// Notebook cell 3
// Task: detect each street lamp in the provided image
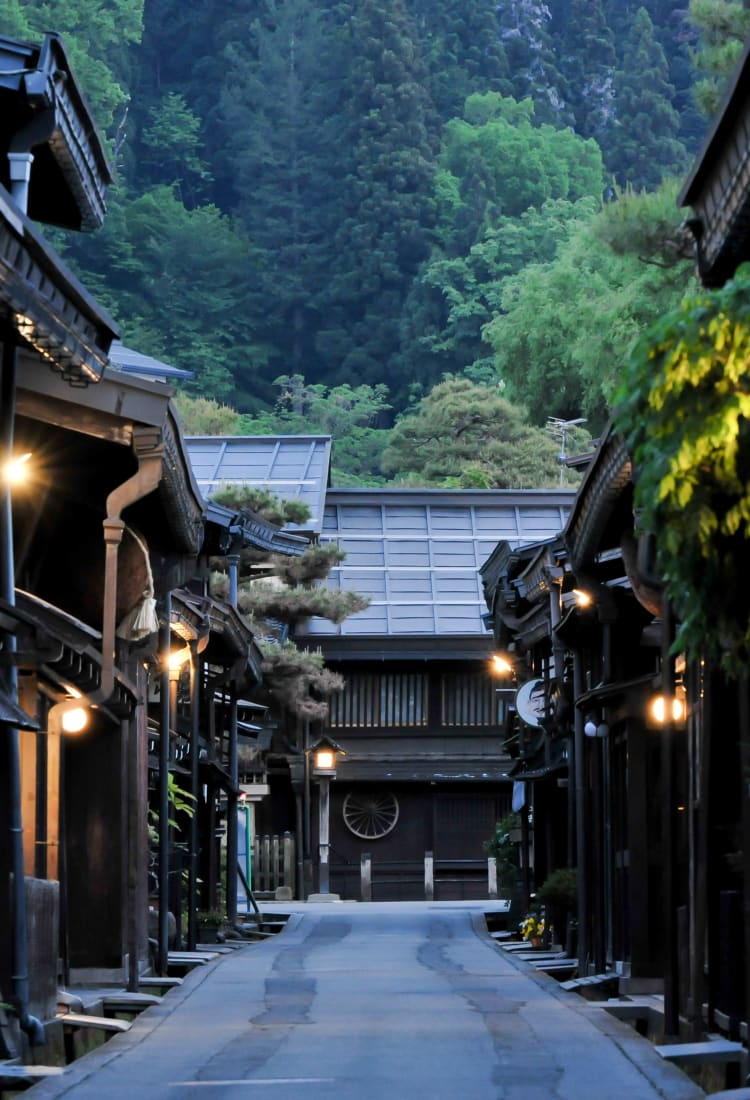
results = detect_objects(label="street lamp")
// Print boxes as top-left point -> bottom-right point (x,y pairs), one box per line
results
309,736 -> 345,896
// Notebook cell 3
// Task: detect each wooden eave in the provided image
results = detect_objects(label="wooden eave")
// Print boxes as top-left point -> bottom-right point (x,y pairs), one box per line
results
563,428 -> 632,571
678,36 -> 750,287
202,499 -> 308,558
203,598 -> 262,683
0,590 -> 136,713
313,634 -> 495,663
15,356 -> 205,556
0,33 -> 111,230
0,190 -> 118,384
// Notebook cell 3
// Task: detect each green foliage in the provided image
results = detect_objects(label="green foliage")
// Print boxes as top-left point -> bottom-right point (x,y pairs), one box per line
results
211,485 -> 311,528
237,582 -> 369,626
484,812 -> 521,891
238,375 -> 392,485
614,264 -> 750,674
687,0 -> 750,116
608,7 -> 688,191
486,192 -> 693,427
536,867 -> 577,909
141,93 -> 212,201
381,378 -> 564,488
173,394 -> 241,436
0,0 -> 145,134
257,641 -> 344,721
270,544 -> 347,588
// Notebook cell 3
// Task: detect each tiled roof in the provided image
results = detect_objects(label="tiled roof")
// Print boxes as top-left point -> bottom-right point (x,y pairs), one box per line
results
184,436 -> 332,534
301,488 -> 574,638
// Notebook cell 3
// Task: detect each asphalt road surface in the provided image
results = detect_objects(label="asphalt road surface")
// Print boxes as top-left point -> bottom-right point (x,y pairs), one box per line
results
27,901 -> 702,1100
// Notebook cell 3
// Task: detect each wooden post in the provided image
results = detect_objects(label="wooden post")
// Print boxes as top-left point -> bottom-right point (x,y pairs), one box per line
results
361,853 -> 372,902
283,832 -> 295,892
425,851 -> 434,901
319,777 -> 330,894
488,857 -> 498,899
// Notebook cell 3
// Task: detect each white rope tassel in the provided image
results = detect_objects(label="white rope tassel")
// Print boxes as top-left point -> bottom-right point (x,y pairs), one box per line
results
116,527 -> 159,641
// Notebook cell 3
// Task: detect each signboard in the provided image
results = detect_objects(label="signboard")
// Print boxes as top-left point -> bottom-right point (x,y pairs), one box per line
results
515,678 -> 547,729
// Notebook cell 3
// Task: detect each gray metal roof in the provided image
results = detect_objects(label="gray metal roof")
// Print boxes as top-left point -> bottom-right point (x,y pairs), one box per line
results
109,342 -> 194,381
184,436 -> 332,535
300,488 -> 574,639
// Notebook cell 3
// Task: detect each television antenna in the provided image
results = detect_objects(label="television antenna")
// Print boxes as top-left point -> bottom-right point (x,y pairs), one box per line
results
546,417 -> 587,486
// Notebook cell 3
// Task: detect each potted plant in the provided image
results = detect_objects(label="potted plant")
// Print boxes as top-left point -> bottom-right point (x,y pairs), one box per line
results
519,911 -> 545,947
536,867 -> 577,950
197,909 -> 226,944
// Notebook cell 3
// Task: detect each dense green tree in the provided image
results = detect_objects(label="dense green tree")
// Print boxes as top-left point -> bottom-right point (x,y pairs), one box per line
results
314,0 -> 437,399
0,0 -> 145,135
405,0 -> 512,122
381,377 -> 564,488
434,94 -> 603,257
559,0 -> 616,147
238,374 -> 393,485
213,0 -> 339,390
687,0 -> 750,115
485,181 -> 695,428
396,94 -> 604,385
139,93 -> 213,203
608,7 -> 688,190
495,0 -> 569,125
403,196 -> 599,385
65,184 -> 257,401
614,264 -> 750,673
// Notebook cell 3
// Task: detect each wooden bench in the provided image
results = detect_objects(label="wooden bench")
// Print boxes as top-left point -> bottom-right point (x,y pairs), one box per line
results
655,1037 -> 747,1087
559,972 -> 618,993
138,976 -> 183,993
101,992 -> 161,1016
58,1013 -> 131,1034
0,1064 -> 65,1082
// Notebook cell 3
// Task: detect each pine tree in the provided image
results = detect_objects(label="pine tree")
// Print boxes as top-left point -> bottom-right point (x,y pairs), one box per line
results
405,0 -> 512,122
608,7 -> 688,190
495,0 -> 569,125
209,491 -> 369,721
560,0 -> 616,147
313,0 -> 438,400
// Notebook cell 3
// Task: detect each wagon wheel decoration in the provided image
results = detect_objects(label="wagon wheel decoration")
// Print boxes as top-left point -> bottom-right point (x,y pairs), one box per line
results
343,790 -> 399,839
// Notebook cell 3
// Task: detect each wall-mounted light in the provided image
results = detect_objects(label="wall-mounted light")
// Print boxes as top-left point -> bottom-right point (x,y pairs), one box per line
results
48,696 -> 91,737
3,451 -> 32,486
572,588 -> 593,609
166,646 -> 191,677
648,691 -> 686,727
490,653 -> 514,678
584,712 -> 609,738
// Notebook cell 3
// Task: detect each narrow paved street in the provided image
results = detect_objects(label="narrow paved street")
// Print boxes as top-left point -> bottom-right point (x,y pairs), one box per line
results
28,903 -> 701,1100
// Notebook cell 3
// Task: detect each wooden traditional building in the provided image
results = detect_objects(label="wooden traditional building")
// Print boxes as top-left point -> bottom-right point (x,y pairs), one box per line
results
186,431 -> 575,903
478,37 -> 750,1064
0,34 -> 297,1063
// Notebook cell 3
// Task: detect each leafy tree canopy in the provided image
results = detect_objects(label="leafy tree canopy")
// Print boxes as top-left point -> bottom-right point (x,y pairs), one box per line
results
381,377 -> 566,488
687,0 -> 750,116
614,264 -> 750,675
485,181 -> 694,428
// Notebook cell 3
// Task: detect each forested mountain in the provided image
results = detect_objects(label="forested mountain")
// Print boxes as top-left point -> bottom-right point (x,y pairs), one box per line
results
2,1 -> 748,484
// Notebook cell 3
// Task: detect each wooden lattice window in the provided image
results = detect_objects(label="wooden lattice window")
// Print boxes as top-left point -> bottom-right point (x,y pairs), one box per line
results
328,673 -> 428,728
441,672 -> 501,727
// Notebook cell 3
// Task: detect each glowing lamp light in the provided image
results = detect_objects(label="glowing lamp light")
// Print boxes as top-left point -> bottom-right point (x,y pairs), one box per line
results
314,749 -> 336,772
60,706 -> 89,735
3,451 -> 32,485
490,654 -> 514,677
167,646 -> 190,673
572,588 -> 593,608
648,693 -> 686,726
